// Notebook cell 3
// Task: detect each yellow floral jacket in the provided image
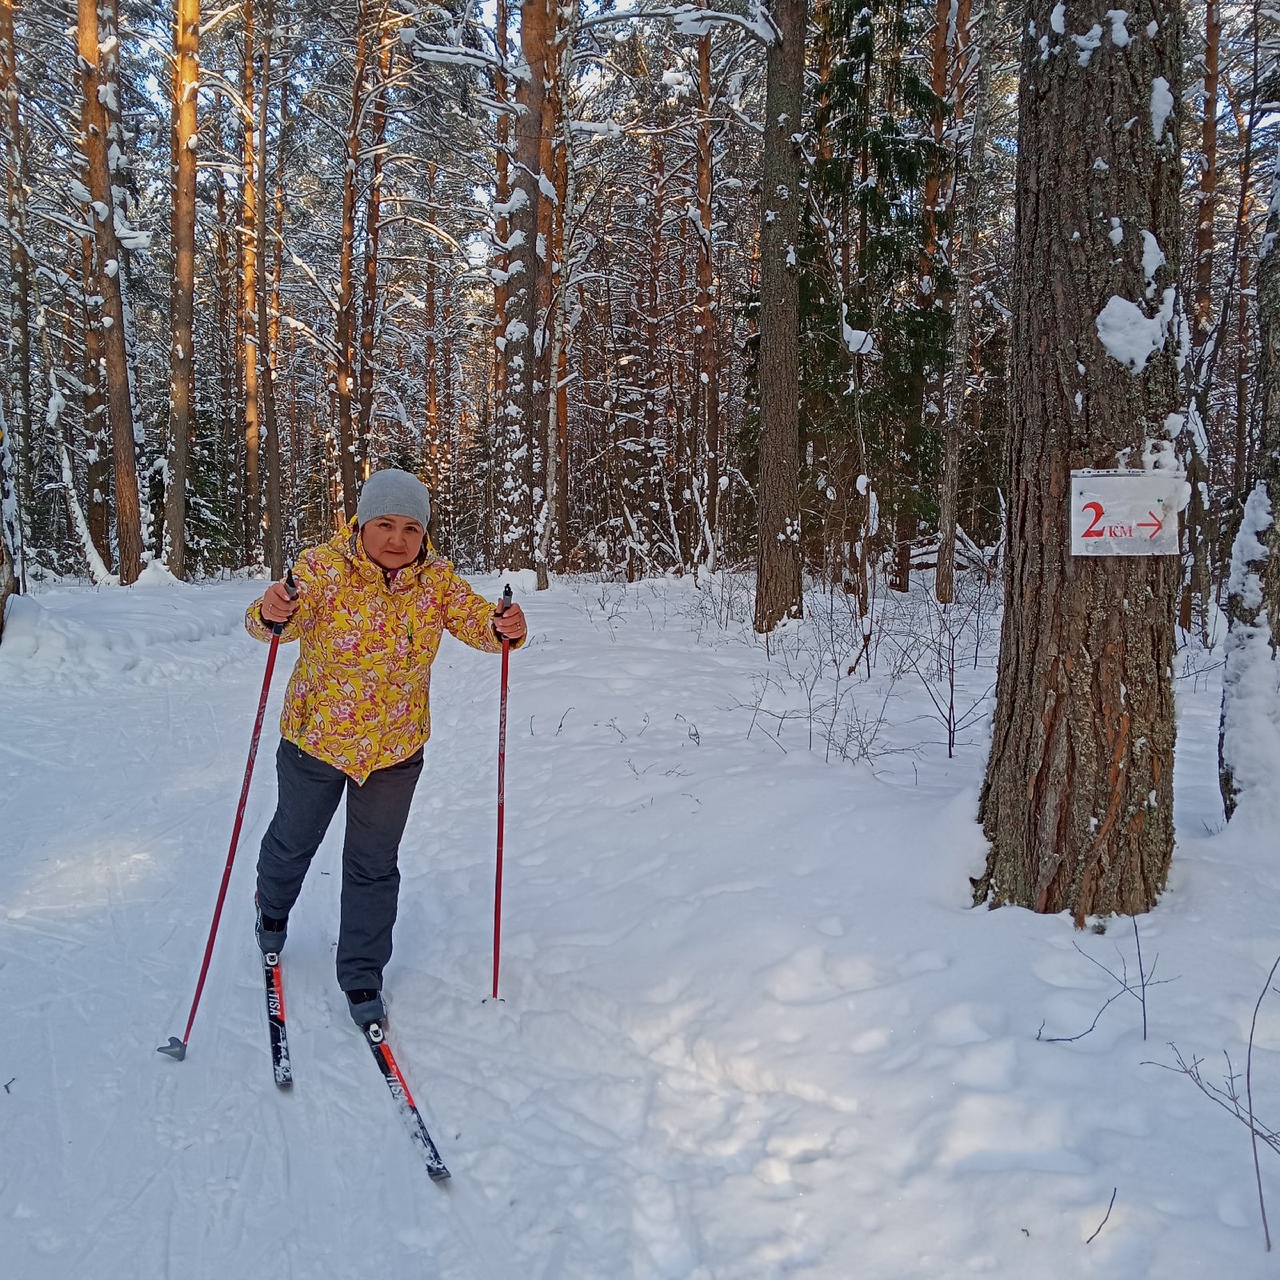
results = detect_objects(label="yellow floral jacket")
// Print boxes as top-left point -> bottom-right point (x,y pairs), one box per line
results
246,526 -> 513,783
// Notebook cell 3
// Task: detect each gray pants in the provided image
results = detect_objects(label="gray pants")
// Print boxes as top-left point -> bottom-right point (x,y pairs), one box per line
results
256,738 -> 424,992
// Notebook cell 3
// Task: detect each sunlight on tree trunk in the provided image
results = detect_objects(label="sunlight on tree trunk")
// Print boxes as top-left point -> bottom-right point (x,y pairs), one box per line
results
754,0 -> 805,633
977,0 -> 1184,922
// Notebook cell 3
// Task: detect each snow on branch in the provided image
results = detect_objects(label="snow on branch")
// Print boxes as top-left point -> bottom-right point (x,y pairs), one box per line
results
580,3 -> 780,46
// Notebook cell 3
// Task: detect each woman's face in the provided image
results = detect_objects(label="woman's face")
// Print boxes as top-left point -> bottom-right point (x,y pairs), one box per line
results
360,515 -> 425,571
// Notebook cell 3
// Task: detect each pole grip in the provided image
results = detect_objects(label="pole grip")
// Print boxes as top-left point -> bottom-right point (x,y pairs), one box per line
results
271,569 -> 298,637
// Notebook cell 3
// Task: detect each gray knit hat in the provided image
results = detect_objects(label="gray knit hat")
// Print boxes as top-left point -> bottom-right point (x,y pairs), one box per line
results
356,468 -> 431,529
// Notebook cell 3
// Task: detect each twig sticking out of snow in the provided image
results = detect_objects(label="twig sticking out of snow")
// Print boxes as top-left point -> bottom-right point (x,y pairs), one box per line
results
1086,1188 -> 1118,1244
1151,953 -> 1280,1252
1037,919 -> 1172,1043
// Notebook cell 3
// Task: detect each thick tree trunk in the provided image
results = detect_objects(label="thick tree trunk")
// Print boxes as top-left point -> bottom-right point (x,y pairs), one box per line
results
256,0 -> 282,576
1,0 -> 30,574
165,0 -> 199,577
212,89 -> 235,546
1193,1 -> 1219,349
493,0 -> 511,472
356,18 -> 392,477
502,0 -> 552,570
78,0 -> 143,584
241,0 -> 261,560
425,166 -> 440,492
548,18 -> 575,578
530,0 -> 563,589
79,231 -> 112,568
937,0 -> 998,605
1220,156 -> 1280,817
695,31 -> 720,569
0,506 -> 12,638
753,0 -> 805,632
334,0 -> 369,520
976,0 -> 1184,922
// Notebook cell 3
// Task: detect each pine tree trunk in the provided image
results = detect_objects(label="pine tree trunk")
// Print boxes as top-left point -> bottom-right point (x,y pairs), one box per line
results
256,0 -> 282,576
1178,0 -> 1218,638
503,0 -> 552,570
1220,156 -> 1280,817
0,504 -> 12,638
976,0 -> 1184,922
356,20 -> 392,479
80,230 -> 112,569
1,0 -> 30,569
753,0 -> 805,632
1,0 -> 29,590
425,164 -> 440,493
1193,1 -> 1219,349
696,31 -> 719,570
78,0 -> 143,584
549,20 -> 575,577
165,0 -> 199,577
334,0 -> 369,520
213,89 -> 235,549
937,0 -> 998,605
492,0 -> 510,475
531,0 -> 562,590
241,0 -> 261,560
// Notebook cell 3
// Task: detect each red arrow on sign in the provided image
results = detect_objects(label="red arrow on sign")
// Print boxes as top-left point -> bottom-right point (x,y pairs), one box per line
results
1138,510 -> 1163,539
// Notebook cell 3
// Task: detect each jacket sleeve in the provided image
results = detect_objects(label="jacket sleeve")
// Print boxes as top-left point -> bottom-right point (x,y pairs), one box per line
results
244,549 -> 318,644
439,563 -> 524,654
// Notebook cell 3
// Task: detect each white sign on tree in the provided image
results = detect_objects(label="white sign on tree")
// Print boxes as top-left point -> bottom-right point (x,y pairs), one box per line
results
1069,470 -> 1186,557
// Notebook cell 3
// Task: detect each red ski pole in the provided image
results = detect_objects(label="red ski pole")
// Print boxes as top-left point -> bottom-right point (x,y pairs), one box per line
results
491,583 -> 513,1001
159,573 -> 294,1062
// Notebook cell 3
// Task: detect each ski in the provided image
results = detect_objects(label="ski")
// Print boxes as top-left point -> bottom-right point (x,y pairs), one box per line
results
361,1020 -> 450,1181
263,951 -> 292,1087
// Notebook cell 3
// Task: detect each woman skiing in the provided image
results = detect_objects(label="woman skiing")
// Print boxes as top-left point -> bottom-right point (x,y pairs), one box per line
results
245,468 -> 527,1027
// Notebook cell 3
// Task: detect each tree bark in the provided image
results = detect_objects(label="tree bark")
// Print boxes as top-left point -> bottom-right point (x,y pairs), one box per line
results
695,31 -> 720,570
502,0 -> 553,570
334,0 -> 370,520
241,0 -> 261,560
357,14 -> 392,478
753,0 -> 805,631
492,0 -> 511,477
1219,154 -> 1280,817
1,0 -> 30,576
79,230 -> 111,569
937,0 -> 998,605
257,0 -> 282,575
165,0 -> 199,577
976,0 -> 1184,922
78,0 -> 143,584
1193,0 -> 1219,350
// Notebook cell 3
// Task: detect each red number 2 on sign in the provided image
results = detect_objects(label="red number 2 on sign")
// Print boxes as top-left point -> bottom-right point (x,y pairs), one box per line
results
1081,502 -> 1105,538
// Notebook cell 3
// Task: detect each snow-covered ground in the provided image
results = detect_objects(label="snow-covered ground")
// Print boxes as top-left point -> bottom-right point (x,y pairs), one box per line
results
2,567 -> 1279,1278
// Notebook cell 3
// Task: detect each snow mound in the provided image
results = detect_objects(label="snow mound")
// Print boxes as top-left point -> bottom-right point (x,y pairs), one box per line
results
0,579 -> 261,682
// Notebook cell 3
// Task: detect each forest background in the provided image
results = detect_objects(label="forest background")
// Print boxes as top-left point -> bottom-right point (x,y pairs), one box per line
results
3,0 -> 1280,881
5,0 -> 1270,616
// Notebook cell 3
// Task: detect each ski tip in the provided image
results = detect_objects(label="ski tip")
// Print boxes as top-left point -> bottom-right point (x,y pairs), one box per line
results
157,1037 -> 187,1061
429,1166 -> 452,1183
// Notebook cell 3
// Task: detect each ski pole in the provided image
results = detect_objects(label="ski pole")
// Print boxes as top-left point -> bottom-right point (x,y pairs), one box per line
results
491,583 -> 512,1001
159,571 -> 295,1062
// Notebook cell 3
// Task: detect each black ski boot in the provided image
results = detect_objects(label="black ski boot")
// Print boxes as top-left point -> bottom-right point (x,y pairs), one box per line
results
346,988 -> 385,1027
255,895 -> 288,956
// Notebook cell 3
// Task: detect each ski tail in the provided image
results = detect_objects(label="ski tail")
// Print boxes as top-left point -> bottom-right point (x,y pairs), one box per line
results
264,952 -> 292,1087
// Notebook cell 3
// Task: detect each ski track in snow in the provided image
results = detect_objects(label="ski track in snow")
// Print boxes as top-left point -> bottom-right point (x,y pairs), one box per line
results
2,575 -> 1279,1277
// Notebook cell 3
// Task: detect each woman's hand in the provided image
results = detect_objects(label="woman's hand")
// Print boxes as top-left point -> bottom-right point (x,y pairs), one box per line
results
494,601 -> 527,644
261,580 -> 300,625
